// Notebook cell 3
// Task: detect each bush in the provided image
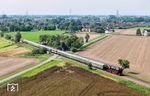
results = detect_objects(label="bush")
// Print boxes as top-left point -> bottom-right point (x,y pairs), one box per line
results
5,34 -> 11,40
71,47 -> 78,52
39,48 -> 47,54
32,49 -> 40,55
32,48 -> 47,55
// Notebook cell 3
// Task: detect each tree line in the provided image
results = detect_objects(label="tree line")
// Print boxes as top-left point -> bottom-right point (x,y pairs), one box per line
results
1,15 -> 150,33
0,32 -> 21,43
39,34 -> 84,52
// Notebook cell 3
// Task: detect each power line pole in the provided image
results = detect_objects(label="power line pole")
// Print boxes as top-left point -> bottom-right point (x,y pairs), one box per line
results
25,10 -> 29,16
116,9 -> 119,17
69,9 -> 72,16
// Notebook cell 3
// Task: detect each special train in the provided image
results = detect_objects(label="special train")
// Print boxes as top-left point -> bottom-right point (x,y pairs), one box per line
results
22,39 -> 123,75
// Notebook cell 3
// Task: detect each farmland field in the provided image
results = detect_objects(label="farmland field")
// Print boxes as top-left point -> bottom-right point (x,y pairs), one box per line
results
0,38 -> 38,78
77,35 -> 150,81
0,66 -> 144,96
0,57 -> 38,78
0,38 -> 31,57
115,29 -> 137,35
0,38 -> 17,52
75,32 -> 101,42
115,27 -> 150,35
8,30 -> 65,42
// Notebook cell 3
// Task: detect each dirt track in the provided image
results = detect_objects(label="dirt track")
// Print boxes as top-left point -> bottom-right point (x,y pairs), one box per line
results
0,66 -> 145,96
77,35 -> 150,81
0,57 -> 38,78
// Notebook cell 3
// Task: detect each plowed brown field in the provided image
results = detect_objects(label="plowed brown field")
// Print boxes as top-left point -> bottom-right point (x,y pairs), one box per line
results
0,66 -> 145,96
77,35 -> 150,81
0,57 -> 38,78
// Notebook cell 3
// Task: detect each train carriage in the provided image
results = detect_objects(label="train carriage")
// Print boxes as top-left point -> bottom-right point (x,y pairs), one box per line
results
22,39 -> 123,76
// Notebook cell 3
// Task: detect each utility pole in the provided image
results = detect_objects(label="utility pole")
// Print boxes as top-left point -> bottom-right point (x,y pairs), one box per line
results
116,9 -> 119,17
69,9 -> 72,16
25,10 -> 29,16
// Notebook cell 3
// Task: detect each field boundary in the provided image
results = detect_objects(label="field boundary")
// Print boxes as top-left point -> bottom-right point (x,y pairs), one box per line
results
81,35 -> 108,49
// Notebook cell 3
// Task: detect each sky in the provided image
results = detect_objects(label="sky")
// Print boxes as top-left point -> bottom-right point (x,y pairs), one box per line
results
0,0 -> 150,16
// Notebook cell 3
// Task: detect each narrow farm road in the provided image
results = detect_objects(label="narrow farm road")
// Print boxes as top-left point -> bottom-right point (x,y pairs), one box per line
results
0,55 -> 58,85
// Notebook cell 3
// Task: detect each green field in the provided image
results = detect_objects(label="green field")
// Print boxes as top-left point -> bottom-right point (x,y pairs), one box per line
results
8,30 -> 65,42
0,38 -> 17,52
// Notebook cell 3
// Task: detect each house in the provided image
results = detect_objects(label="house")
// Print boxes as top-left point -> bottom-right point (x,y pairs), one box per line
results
82,28 -> 91,32
142,30 -> 150,36
105,29 -> 114,34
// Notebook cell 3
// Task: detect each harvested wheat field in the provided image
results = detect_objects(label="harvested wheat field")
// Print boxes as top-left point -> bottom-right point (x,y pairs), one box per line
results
77,35 -> 150,81
0,66 -> 145,96
115,29 -> 136,35
0,57 -> 38,78
76,32 -> 101,42
0,47 -> 31,57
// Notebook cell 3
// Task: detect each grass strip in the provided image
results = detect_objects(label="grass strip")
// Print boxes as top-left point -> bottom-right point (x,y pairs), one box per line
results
81,35 -> 108,49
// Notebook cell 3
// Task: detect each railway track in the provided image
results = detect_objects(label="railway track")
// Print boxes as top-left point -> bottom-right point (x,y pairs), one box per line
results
21,39 -> 150,88
21,39 -> 106,70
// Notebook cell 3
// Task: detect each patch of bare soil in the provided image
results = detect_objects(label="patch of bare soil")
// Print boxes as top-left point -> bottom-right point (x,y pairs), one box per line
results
0,57 -> 38,78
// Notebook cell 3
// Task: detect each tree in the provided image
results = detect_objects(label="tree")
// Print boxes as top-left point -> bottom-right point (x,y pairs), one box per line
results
60,42 -> 68,51
118,59 -> 130,70
94,27 -> 105,33
32,49 -> 40,55
0,32 -> 4,37
39,48 -> 47,54
32,48 -> 47,55
68,22 -> 74,32
1,14 -> 7,19
39,35 -> 48,42
88,63 -> 93,70
136,29 -> 142,36
15,32 -> 22,43
71,47 -> 78,52
85,33 -> 90,42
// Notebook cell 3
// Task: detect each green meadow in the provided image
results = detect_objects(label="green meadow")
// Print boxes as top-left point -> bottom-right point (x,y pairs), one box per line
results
8,30 -> 65,42
0,38 -> 17,52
